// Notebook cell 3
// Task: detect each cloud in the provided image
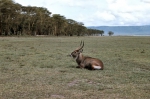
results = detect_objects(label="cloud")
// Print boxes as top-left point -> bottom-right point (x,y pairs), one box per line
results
141,0 -> 150,3
15,0 -> 150,26
95,11 -> 116,21
95,0 -> 150,26
106,0 -> 116,3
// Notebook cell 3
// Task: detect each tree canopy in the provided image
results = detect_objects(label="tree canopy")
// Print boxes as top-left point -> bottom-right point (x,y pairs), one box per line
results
0,0 -> 104,36
108,31 -> 114,36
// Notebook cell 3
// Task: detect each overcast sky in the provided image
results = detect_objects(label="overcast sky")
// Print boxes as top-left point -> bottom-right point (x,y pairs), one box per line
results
14,0 -> 150,26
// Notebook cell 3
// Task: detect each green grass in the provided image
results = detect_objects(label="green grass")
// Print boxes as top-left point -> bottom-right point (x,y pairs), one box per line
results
0,36 -> 150,99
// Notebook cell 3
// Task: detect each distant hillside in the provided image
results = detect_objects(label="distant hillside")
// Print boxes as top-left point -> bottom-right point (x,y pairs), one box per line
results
87,25 -> 150,36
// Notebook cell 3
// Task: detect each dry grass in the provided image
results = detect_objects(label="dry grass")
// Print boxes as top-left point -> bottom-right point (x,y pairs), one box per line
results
0,36 -> 150,99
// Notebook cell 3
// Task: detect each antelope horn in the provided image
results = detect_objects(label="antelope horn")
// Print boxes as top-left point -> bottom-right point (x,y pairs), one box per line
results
80,40 -> 83,46
76,40 -> 84,50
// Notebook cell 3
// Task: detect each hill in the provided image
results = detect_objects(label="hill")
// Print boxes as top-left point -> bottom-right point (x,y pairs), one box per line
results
87,25 -> 150,36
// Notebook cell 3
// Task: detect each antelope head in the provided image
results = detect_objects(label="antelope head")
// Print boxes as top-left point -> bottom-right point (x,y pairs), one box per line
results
70,41 -> 104,70
71,41 -> 84,60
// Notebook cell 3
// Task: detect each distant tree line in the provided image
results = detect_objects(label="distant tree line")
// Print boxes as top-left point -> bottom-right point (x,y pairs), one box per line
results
0,0 -> 104,36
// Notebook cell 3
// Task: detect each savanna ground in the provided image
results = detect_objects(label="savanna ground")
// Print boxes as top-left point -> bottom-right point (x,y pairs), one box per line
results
0,36 -> 150,99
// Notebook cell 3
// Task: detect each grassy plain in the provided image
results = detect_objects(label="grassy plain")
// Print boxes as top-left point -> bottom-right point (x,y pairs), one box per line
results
0,36 -> 150,99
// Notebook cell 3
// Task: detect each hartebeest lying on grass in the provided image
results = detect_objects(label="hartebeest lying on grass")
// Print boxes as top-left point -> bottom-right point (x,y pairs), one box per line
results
70,41 -> 104,70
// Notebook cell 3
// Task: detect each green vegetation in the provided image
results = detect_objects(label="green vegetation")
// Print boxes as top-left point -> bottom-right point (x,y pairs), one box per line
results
0,36 -> 150,99
108,31 -> 114,36
0,0 -> 104,36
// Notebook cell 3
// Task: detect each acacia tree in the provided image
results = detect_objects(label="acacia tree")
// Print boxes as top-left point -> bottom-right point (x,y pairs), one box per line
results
87,29 -> 104,36
99,30 -> 104,36
34,7 -> 51,35
13,3 -> 23,35
0,0 -> 18,35
64,19 -> 77,36
51,14 -> 67,36
108,31 -> 114,36
75,22 -> 86,36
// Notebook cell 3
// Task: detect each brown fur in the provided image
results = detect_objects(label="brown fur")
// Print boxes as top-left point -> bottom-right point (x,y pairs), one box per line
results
70,42 -> 104,70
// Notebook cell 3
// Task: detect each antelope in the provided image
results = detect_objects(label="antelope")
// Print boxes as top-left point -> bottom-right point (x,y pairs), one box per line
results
70,41 -> 104,70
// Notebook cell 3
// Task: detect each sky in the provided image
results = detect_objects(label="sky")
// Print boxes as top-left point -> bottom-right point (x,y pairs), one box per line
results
14,0 -> 150,26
